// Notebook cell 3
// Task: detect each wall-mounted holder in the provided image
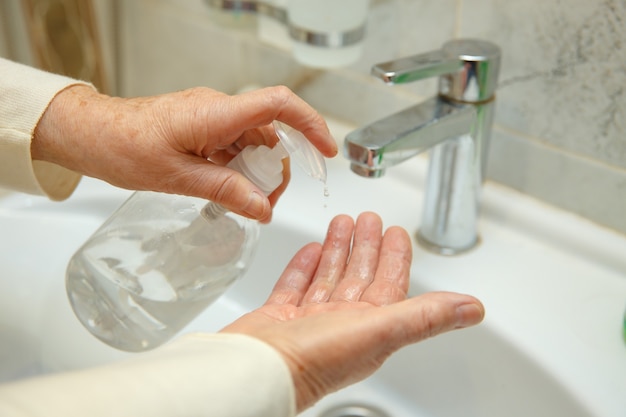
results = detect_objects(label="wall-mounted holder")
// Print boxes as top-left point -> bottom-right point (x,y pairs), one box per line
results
204,0 -> 369,68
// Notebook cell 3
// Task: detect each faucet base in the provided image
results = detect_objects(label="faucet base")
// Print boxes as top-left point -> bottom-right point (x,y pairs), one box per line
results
415,229 -> 480,256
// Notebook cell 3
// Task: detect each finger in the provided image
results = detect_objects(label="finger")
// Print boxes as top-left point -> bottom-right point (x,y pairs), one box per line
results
301,214 -> 355,303
265,242 -> 323,305
210,151 -> 291,225
325,293 -> 484,357
208,125 -> 278,166
188,125 -> 288,222
159,155 -> 271,220
360,226 -> 412,306
224,86 -> 338,158
204,125 -> 291,224
330,212 -> 383,302
313,293 -> 484,367
386,292 -> 485,344
238,123 -> 280,149
262,157 -> 291,223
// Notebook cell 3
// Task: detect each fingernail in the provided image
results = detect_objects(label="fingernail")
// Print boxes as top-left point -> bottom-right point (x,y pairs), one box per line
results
455,303 -> 485,328
243,191 -> 268,219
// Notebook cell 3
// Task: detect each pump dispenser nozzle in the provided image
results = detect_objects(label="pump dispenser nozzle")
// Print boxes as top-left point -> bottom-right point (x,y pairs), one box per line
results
226,144 -> 287,195
273,121 -> 327,184
227,121 -> 327,194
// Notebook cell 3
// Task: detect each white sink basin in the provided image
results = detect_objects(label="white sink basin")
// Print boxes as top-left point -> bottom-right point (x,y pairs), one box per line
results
1,120 -> 625,417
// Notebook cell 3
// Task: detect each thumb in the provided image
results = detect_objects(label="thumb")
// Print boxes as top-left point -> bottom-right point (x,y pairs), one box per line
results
389,291 -> 485,344
163,157 -> 271,221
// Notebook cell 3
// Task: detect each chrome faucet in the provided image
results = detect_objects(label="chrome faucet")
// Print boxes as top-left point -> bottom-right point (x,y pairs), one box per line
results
344,39 -> 501,255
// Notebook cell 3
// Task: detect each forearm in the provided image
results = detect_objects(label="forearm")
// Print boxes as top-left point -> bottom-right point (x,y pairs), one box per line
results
0,333 -> 296,417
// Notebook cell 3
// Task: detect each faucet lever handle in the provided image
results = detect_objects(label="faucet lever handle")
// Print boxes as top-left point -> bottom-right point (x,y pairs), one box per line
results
372,39 -> 501,103
372,49 -> 462,85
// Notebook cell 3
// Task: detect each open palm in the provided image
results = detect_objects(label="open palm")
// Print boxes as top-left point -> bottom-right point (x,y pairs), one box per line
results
222,212 -> 484,412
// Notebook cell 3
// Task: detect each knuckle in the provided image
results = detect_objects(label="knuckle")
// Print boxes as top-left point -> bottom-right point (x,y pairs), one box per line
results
418,304 -> 445,339
211,171 -> 241,204
267,85 -> 294,108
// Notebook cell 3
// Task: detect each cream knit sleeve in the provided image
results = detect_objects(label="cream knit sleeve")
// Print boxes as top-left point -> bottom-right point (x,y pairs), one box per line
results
0,333 -> 296,417
0,57 -> 88,201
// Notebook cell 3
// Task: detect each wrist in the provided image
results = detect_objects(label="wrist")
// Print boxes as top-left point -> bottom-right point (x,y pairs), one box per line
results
31,84 -> 102,169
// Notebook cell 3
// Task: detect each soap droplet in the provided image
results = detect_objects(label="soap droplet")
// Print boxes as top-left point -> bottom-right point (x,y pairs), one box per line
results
323,184 -> 329,209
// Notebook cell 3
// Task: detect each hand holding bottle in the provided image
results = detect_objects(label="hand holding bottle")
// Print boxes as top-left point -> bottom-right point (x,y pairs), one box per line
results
31,85 -> 338,222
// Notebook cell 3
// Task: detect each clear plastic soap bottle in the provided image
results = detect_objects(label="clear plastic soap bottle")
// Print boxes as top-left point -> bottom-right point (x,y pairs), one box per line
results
66,121 -> 327,352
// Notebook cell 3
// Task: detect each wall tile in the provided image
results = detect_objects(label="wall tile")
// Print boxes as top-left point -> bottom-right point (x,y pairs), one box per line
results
488,126 -> 626,234
120,0 -> 250,96
460,0 -> 626,170
0,0 -> 35,65
350,0 -> 459,99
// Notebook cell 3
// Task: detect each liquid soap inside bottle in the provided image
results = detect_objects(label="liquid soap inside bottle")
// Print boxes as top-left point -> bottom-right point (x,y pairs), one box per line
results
66,142 -> 289,352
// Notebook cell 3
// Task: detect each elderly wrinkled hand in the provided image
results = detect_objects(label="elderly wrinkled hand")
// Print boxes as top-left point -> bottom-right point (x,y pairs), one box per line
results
222,212 -> 484,412
31,85 -> 337,222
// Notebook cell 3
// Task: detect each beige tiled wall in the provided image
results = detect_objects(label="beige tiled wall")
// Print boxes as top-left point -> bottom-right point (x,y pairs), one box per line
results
101,0 -> 626,235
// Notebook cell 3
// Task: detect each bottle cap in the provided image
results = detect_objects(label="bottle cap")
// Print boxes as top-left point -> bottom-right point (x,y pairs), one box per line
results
273,121 -> 327,183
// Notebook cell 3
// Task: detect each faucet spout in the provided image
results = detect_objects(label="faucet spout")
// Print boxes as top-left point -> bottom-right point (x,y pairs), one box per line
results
343,39 -> 501,255
345,97 -> 476,177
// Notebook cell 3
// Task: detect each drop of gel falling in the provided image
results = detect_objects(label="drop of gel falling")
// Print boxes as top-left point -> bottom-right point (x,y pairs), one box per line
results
323,184 -> 330,208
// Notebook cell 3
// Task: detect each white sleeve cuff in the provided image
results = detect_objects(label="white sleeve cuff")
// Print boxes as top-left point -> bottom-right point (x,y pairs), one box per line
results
0,58 -> 88,200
